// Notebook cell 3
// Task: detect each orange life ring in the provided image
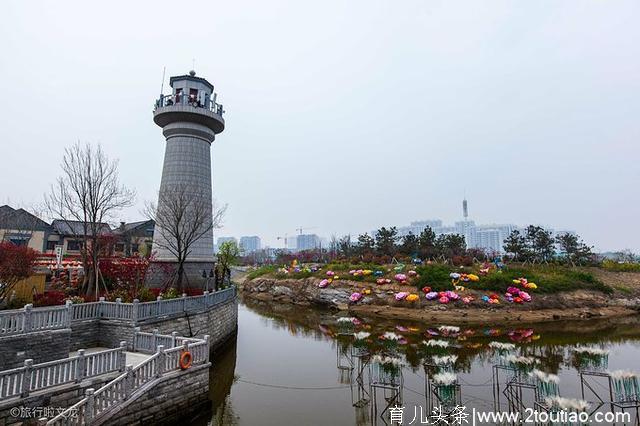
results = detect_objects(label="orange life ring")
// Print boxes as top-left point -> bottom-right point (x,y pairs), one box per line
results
179,351 -> 192,370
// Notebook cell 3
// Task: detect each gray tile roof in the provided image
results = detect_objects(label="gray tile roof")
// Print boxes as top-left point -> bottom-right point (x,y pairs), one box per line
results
51,219 -> 112,236
0,205 -> 51,231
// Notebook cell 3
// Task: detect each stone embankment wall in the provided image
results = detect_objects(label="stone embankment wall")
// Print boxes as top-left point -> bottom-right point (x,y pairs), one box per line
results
68,297 -> 238,351
1,297 -> 238,368
0,329 -> 71,370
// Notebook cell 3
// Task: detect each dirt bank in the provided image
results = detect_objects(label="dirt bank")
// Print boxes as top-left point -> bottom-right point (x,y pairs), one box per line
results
241,276 -> 640,325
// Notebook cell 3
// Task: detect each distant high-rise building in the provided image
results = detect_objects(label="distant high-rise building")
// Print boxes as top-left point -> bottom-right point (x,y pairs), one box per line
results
390,198 -> 519,254
284,235 -> 297,251
296,234 -> 320,251
239,236 -> 261,253
217,236 -> 237,247
395,220 -> 443,238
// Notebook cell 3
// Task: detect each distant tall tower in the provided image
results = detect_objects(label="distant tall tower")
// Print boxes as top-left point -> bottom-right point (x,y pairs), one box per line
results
463,198 -> 468,221
151,70 -> 225,284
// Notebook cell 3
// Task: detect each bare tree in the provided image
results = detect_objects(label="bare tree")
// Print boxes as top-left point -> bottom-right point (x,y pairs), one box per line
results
145,184 -> 226,291
45,143 -> 135,298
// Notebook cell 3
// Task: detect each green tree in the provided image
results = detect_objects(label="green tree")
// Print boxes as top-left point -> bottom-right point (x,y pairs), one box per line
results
525,225 -> 555,263
374,227 -> 398,256
435,234 -> 466,258
503,230 -> 528,261
337,235 -> 352,258
216,240 -> 240,290
417,227 -> 437,259
556,232 -> 593,265
399,233 -> 418,256
356,233 -> 375,256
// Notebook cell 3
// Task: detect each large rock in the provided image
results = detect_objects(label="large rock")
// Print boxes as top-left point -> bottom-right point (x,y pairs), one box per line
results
312,289 -> 352,307
272,286 -> 293,297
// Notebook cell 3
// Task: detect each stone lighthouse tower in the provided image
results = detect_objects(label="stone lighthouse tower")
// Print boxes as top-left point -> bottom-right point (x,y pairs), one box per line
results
151,70 -> 225,285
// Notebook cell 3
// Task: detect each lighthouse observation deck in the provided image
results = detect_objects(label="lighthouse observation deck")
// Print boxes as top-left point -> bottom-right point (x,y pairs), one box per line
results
153,93 -> 225,134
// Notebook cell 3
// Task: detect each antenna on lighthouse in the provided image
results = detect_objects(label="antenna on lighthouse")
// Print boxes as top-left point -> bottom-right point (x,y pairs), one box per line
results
160,66 -> 166,95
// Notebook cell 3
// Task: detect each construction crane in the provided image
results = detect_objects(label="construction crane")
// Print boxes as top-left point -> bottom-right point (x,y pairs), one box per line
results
276,233 -> 290,248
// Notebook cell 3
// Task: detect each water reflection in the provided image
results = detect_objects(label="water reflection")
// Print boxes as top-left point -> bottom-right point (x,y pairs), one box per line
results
199,299 -> 640,425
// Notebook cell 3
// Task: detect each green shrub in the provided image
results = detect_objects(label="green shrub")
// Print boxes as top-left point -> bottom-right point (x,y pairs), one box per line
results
159,287 -> 180,299
413,264 -> 456,291
136,286 -> 156,302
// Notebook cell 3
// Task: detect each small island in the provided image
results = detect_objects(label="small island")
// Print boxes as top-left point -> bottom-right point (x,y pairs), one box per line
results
241,226 -> 640,325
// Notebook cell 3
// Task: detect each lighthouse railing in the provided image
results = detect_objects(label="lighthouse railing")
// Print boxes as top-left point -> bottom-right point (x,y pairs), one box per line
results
155,93 -> 224,116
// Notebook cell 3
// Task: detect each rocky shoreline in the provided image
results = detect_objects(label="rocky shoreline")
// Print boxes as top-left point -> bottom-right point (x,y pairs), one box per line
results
241,277 -> 640,325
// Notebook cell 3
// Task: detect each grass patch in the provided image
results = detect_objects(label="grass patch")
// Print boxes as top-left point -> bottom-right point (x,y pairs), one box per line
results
602,260 -> 640,273
413,264 -> 613,294
246,265 -> 278,280
613,285 -> 633,295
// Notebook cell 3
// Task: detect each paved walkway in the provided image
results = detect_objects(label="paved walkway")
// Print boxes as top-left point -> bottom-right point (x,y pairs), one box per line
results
69,347 -> 151,367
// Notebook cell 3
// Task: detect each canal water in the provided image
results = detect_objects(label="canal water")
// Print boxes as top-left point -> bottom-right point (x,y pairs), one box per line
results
196,300 -> 640,425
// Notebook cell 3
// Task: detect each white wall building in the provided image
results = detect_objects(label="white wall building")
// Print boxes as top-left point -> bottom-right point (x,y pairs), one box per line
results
239,236 -> 261,253
296,234 -> 321,251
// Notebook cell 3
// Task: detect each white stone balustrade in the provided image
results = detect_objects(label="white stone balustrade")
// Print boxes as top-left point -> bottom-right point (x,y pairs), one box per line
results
0,287 -> 236,337
45,331 -> 210,426
0,343 -> 127,400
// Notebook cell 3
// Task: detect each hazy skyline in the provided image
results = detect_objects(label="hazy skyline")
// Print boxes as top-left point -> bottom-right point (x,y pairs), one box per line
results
1,0 -> 638,252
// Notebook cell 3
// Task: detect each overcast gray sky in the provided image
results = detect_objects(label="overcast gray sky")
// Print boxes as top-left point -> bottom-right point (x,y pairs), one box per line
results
1,0 -> 638,252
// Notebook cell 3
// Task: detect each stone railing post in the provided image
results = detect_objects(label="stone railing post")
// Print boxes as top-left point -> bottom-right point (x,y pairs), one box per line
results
24,304 -> 33,332
98,297 -> 105,318
203,291 -> 210,309
115,298 -> 122,319
65,300 -> 73,326
85,388 -> 95,425
21,359 -> 33,397
124,365 -> 134,399
156,296 -> 162,317
182,293 -> 187,312
156,345 -> 165,378
204,335 -> 211,362
76,349 -> 86,383
119,341 -> 127,371
152,328 -> 159,351
171,331 -> 178,348
133,327 -> 141,352
132,299 -> 139,323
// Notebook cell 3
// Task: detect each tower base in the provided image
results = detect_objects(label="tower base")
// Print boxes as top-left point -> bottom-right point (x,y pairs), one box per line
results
146,260 -> 216,290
